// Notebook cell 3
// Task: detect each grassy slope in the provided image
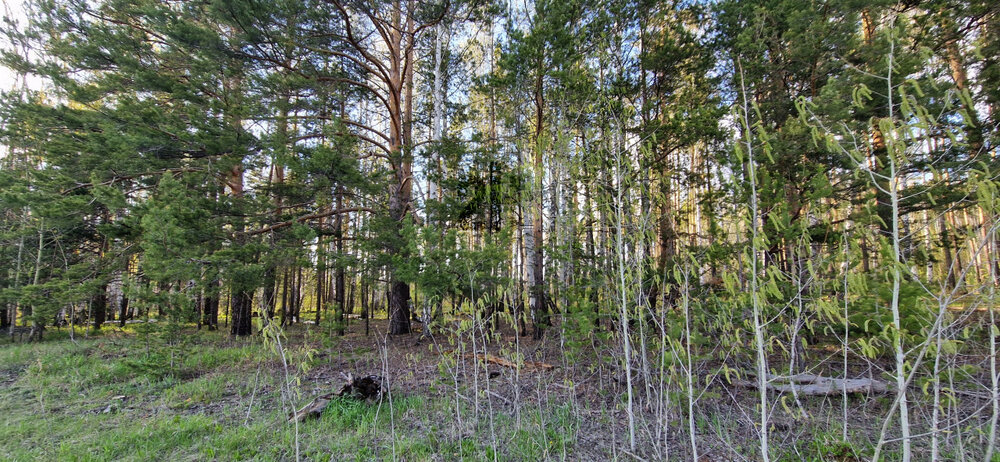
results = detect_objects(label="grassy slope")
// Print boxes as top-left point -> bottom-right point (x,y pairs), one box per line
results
8,319 -> 982,461
0,327 -> 578,461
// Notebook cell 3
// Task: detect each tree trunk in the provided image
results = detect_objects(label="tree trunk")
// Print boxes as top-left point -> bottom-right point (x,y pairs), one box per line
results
265,102 -> 287,322
328,0 -> 449,334
228,163 -> 253,337
347,275 -> 355,316
264,267 -> 277,320
29,225 -> 44,340
91,285 -> 107,330
315,244 -> 325,326
385,0 -> 416,335
9,234 -> 24,331
316,224 -> 326,326
531,64 -> 547,340
293,266 -> 303,324
655,161 -> 676,311
201,278 -> 218,330
120,293 -> 130,328
0,269 -> 9,329
230,290 -> 253,337
940,217 -> 957,288
336,188 -> 346,335
281,269 -> 289,327
942,21 -> 984,156
361,279 -> 370,336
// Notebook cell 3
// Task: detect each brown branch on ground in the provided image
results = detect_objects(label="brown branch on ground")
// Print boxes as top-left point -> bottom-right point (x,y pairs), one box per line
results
288,373 -> 384,423
466,353 -> 555,372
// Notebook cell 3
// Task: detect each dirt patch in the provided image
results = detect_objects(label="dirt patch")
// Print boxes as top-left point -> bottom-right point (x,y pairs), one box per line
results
0,367 -> 22,387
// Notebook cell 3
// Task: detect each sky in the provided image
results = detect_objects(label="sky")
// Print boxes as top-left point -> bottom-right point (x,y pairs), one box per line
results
1,0 -> 33,93
1,0 -> 44,163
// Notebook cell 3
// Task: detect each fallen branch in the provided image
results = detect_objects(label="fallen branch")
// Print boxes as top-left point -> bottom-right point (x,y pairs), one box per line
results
288,373 -> 384,423
336,374 -> 384,400
734,373 -> 888,396
288,393 -> 335,423
245,206 -> 374,236
466,353 -> 555,372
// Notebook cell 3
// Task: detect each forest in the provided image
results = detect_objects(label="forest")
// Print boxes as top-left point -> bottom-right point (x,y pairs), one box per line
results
0,0 -> 998,460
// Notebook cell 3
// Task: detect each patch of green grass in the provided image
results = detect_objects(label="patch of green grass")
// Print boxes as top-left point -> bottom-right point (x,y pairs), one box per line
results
781,429 -> 867,462
162,371 -> 237,408
0,327 -> 594,461
72,414 -> 219,461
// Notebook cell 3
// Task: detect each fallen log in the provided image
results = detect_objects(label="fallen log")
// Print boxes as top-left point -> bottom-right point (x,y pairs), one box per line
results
288,373 -> 385,423
466,353 -> 555,372
337,374 -> 384,400
289,393 -> 335,422
734,373 -> 888,396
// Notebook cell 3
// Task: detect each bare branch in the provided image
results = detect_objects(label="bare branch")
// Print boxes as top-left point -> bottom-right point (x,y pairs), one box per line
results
244,206 -> 375,236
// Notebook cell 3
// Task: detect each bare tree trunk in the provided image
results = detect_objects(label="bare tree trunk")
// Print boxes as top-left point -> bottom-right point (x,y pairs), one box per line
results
872,41 -> 912,462
943,29 -> 984,156
386,0 -> 414,335
947,209 -> 965,285
8,234 -> 25,331
1,282 -> 9,331
941,215 -> 957,289
92,285 -> 107,331
280,269 -> 289,327
613,146 -> 636,452
316,236 -> 325,326
202,281 -> 218,331
584,181 -> 599,328
531,66 -> 547,340
230,290 -> 253,336
336,187 -> 346,335
327,0 -> 449,335
91,213 -> 110,330
346,275 -> 354,321
986,240 -> 999,462
292,266 -> 304,322
738,64 -> 770,462
263,107 -> 287,322
225,79 -> 252,336
518,137 -> 529,336
29,224 -> 44,341
656,160 -> 676,311
360,278 -> 370,337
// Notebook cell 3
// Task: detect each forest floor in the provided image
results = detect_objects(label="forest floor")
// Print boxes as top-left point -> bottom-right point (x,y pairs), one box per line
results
0,317 -> 990,461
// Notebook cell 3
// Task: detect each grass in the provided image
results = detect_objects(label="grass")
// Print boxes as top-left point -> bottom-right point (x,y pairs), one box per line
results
0,325 -> 583,461
7,321 -> 960,460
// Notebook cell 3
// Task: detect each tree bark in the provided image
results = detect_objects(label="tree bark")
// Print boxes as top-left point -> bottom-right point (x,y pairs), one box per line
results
315,237 -> 325,326
280,269 -> 289,326
91,286 -> 107,330
201,284 -> 218,331
230,290 -> 253,337
941,16 -> 984,156
328,0 -> 446,334
335,187 -> 346,335
531,64 -> 547,340
228,161 -> 254,337
293,266 -> 303,324
120,292 -> 130,328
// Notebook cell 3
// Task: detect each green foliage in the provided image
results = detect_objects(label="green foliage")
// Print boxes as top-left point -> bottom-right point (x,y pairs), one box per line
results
0,0 -> 998,458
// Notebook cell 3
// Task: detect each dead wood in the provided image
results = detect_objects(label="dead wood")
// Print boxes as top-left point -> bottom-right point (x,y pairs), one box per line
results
288,373 -> 385,423
289,393 -> 336,423
734,373 -> 889,396
337,373 -> 384,400
466,353 -> 555,372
